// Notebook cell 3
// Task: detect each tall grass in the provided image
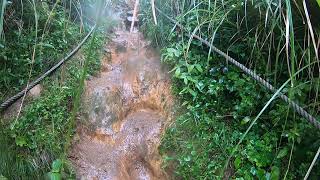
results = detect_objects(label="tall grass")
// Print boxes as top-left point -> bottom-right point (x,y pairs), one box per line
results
145,0 -> 319,125
141,0 -> 320,178
0,0 -> 113,178
224,60 -> 319,177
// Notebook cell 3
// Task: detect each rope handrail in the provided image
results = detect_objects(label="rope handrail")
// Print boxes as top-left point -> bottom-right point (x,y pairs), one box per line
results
155,7 -> 320,129
0,24 -> 97,111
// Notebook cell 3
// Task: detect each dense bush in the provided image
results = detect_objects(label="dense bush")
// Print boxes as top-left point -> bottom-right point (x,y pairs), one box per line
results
141,0 -> 320,179
0,1 -> 85,101
0,0 -> 110,178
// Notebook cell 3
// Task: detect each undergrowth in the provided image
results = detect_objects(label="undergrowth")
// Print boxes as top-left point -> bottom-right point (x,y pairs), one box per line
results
0,1 -> 115,179
0,28 -> 107,179
141,0 -> 320,179
0,1 -> 83,102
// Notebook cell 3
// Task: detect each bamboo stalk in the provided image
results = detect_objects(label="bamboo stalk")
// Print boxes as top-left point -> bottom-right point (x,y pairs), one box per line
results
130,0 -> 139,33
151,0 -> 157,25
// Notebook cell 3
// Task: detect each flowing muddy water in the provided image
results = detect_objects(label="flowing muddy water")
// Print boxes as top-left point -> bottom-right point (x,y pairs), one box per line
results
69,19 -> 173,179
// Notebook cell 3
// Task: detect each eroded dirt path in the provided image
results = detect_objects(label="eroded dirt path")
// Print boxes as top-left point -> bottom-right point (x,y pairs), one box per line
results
69,17 -> 173,180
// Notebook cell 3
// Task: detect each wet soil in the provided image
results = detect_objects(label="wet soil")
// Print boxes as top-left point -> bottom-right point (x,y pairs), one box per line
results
69,19 -> 173,179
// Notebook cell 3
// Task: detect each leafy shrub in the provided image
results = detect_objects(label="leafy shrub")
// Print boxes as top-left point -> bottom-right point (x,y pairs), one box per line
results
0,30 -> 106,178
159,41 -> 320,179
0,1 -> 82,101
0,2 -> 110,178
141,0 -> 320,178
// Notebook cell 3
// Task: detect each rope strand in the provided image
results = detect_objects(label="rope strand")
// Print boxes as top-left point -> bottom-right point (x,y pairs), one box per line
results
0,24 -> 97,111
155,7 -> 320,129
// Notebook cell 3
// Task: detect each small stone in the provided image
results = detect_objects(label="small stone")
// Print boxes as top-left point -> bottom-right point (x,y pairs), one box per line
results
127,16 -> 139,23
222,67 -> 229,74
28,84 -> 42,98
127,10 -> 134,16
104,48 -> 111,53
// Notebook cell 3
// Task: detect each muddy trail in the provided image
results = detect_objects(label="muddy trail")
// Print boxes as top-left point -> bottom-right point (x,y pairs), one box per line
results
69,13 -> 173,179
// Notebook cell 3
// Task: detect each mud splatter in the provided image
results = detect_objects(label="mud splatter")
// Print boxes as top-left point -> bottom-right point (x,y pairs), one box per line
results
69,18 -> 173,179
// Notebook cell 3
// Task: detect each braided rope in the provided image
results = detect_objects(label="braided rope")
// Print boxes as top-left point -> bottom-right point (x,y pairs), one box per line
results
155,7 -> 320,129
0,24 -> 97,111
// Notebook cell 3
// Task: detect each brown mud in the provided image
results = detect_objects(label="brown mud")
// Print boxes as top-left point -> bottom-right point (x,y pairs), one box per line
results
69,16 -> 173,179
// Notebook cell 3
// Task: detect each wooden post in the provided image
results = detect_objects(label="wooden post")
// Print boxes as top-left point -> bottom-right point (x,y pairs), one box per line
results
130,0 -> 139,33
151,0 -> 157,25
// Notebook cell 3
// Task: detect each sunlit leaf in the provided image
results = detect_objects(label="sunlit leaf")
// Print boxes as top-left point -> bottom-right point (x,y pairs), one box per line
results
195,64 -> 203,73
175,67 -> 181,77
276,147 -> 288,159
241,116 -> 251,125
0,175 -> 8,180
47,172 -> 61,180
15,136 -> 27,147
271,166 -> 280,180
51,159 -> 62,173
234,157 -> 241,169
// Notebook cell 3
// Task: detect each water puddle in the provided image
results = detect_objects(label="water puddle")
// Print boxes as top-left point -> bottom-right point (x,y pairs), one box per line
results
69,16 -> 173,179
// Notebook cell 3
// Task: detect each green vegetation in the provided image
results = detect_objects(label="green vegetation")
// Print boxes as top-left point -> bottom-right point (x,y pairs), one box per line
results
0,1 -> 82,101
141,0 -> 320,179
0,1 -> 115,179
1,0 -> 319,179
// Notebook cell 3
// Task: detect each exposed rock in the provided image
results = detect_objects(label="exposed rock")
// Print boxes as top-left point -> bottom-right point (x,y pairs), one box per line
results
1,84 -> 42,121
28,84 -> 42,98
1,100 -> 22,121
82,86 -> 123,135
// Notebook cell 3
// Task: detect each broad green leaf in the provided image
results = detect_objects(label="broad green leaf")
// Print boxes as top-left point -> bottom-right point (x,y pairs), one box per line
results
196,81 -> 204,91
175,67 -> 181,77
276,147 -> 288,159
15,136 -> 27,147
166,48 -> 180,57
187,65 -> 194,73
183,156 -> 191,162
317,0 -> 320,8
51,159 -> 62,173
48,172 -> 61,180
250,167 -> 257,175
179,87 -> 188,94
195,64 -> 203,73
256,168 -> 265,179
271,166 -> 280,180
188,88 -> 197,97
234,157 -> 241,169
0,175 -> 8,180
241,116 -> 251,125
183,77 -> 188,85
42,43 -> 55,49
182,101 -> 189,106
